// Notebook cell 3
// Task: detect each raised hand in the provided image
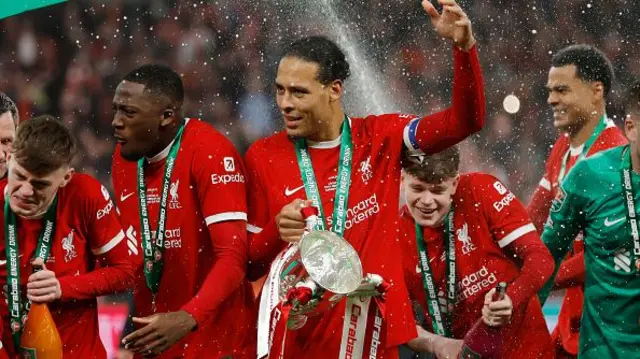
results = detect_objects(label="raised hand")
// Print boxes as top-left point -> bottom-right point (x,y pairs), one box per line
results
422,0 -> 476,51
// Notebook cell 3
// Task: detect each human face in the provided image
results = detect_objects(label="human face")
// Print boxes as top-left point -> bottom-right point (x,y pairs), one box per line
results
546,65 -> 603,134
625,111 -> 640,162
0,111 -> 15,178
112,81 -> 169,161
403,172 -> 459,228
6,157 -> 73,218
275,56 -> 340,140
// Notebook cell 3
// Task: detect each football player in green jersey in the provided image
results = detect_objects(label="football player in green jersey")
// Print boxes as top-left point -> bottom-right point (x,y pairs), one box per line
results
539,81 -> 640,358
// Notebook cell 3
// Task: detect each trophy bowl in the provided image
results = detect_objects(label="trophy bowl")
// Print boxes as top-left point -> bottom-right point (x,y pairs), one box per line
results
299,230 -> 363,294
276,229 -> 363,325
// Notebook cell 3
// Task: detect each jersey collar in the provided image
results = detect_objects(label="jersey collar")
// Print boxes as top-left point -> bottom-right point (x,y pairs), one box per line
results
146,118 -> 190,163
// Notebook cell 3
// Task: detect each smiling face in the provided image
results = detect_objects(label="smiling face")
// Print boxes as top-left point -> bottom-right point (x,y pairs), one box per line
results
275,56 -> 342,140
546,65 -> 602,135
403,172 -> 459,228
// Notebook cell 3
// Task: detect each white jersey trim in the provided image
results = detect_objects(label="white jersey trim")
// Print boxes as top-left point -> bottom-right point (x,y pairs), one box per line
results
569,143 -> 584,156
497,223 -> 536,248
307,117 -> 352,149
539,177 -> 551,191
205,211 -> 247,225
92,230 -> 125,255
308,136 -> 341,149
247,224 -> 263,233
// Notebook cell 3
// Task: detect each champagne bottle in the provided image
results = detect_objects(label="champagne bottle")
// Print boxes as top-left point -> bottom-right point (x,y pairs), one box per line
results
19,264 -> 63,359
458,282 -> 508,359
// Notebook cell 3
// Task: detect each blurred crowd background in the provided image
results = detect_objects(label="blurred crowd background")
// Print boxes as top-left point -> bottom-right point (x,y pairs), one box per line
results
1,0 -> 639,357
1,0 -> 640,200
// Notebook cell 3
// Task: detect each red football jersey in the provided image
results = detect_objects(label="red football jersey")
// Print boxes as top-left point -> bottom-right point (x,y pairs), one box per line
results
527,120 -> 626,354
0,174 -> 131,358
247,115 -> 419,359
399,173 -> 552,358
247,45 -> 485,359
112,119 -> 255,358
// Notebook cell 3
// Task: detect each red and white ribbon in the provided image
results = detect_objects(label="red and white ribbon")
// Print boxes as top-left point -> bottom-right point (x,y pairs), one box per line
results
339,274 -> 390,359
257,206 -> 319,358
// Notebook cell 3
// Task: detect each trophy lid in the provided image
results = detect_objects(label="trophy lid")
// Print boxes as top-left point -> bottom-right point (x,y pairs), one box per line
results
299,230 -> 363,294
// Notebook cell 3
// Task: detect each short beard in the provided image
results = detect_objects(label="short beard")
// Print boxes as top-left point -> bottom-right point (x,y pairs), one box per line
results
559,116 -> 587,138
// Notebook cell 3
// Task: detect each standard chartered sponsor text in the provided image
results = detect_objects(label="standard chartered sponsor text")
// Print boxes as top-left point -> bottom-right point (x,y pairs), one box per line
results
456,265 -> 497,302
326,193 -> 380,230
150,227 -> 183,248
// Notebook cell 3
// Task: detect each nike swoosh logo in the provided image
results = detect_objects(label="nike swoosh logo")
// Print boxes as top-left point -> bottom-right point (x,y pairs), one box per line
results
284,185 -> 304,197
120,192 -> 135,202
604,217 -> 626,227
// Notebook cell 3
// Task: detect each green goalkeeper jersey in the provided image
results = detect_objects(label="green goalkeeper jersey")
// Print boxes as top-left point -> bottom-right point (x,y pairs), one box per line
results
540,145 -> 640,358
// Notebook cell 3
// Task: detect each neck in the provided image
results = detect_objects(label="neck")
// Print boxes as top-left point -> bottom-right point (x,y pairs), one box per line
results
568,107 -> 605,148
308,108 -> 345,142
146,120 -> 183,159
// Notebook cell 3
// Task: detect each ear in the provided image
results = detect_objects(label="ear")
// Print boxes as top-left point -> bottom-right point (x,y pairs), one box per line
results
328,80 -> 344,102
450,174 -> 461,196
59,167 -> 75,188
625,114 -> 637,144
591,81 -> 605,103
160,108 -> 176,127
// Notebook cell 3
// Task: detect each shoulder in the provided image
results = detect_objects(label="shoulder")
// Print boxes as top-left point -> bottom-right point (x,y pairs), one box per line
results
356,113 -> 417,131
458,172 -> 507,195
245,131 -> 291,163
64,174 -> 110,201
547,134 -> 570,162
564,145 -> 624,192
454,173 -> 512,209
579,145 -> 624,172
591,124 -> 628,152
183,118 -> 238,154
111,144 -> 136,182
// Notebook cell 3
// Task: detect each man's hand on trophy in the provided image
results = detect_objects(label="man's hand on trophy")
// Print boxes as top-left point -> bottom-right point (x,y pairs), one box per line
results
276,199 -> 314,243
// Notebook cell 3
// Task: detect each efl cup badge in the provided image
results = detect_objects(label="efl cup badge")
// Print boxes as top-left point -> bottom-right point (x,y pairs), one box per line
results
11,319 -> 20,333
